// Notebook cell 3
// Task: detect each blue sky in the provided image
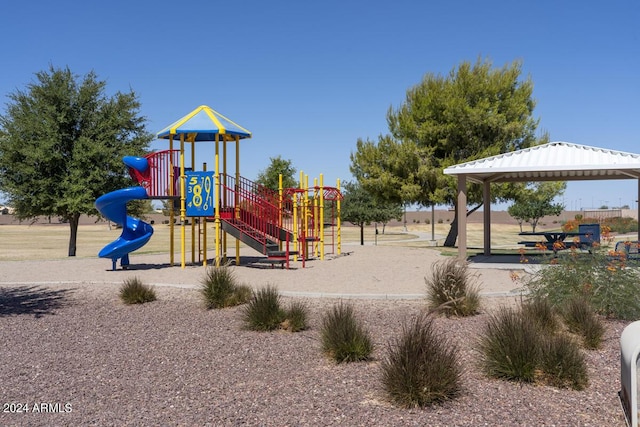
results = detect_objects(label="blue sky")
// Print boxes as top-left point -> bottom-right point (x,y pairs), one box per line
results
1,0 -> 639,210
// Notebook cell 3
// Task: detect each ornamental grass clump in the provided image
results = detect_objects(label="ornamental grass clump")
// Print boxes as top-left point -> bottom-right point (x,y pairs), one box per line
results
119,277 -> 156,304
242,286 -> 309,332
282,301 -> 309,332
425,258 -> 480,317
242,285 -> 285,331
200,265 -> 251,309
524,247 -> 640,320
478,306 -> 541,383
522,295 -> 559,334
560,296 -> 605,350
381,313 -> 462,408
538,333 -> 589,390
478,300 -> 592,391
321,302 -> 373,363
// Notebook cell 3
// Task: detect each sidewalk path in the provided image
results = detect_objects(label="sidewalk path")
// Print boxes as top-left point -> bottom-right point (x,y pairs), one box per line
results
1,244 -> 529,301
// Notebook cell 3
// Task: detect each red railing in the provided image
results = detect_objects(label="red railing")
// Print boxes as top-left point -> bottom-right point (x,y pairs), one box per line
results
220,173 -> 294,243
128,150 -> 180,199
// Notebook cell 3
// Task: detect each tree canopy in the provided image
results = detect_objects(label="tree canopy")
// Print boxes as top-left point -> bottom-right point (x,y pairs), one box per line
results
350,58 -> 541,246
255,155 -> 297,192
0,65 -> 153,256
507,182 -> 566,232
340,181 -> 403,245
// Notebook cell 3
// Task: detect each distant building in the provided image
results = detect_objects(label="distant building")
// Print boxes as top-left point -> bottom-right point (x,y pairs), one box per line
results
0,205 -> 15,215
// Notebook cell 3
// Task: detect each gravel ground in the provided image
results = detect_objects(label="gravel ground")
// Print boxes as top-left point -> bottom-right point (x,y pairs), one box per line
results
0,282 -> 630,426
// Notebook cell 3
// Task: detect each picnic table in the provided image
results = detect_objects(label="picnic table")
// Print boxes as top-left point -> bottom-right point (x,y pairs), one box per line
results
518,231 -> 589,253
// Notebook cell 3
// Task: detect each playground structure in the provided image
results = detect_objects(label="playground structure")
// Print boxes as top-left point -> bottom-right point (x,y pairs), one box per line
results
95,105 -> 342,269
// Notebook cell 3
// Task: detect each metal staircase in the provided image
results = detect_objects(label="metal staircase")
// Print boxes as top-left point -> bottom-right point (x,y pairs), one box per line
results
219,174 -> 296,267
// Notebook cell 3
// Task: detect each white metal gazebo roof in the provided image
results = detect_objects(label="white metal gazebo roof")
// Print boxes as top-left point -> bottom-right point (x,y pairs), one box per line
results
443,141 -> 640,259
444,141 -> 640,183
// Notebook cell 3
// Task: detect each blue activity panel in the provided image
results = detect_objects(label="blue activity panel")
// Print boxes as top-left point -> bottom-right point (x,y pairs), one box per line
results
185,171 -> 215,217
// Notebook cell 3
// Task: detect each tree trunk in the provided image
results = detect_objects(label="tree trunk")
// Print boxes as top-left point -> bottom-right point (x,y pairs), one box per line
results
443,203 -> 483,247
444,216 -> 458,247
360,223 -> 364,246
68,212 -> 81,256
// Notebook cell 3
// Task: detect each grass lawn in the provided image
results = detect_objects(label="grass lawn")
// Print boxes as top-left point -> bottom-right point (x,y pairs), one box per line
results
0,219 -> 540,262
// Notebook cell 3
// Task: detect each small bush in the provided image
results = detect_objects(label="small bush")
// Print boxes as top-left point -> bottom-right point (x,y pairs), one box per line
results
538,333 -> 589,390
200,265 -> 251,309
242,285 -> 285,331
321,302 -> 373,363
425,259 -> 480,317
282,301 -> 309,332
522,296 -> 559,334
119,277 -> 156,304
560,296 -> 605,349
381,313 -> 462,408
478,306 -> 541,382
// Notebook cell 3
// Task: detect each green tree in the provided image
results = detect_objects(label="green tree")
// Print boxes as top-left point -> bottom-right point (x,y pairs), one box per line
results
255,155 -> 297,191
507,202 -> 531,233
0,65 -> 152,256
508,182 -> 566,232
341,181 -> 403,245
351,58 -> 540,246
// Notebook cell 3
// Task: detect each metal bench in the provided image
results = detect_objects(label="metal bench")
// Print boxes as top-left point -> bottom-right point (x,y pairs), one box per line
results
614,241 -> 640,260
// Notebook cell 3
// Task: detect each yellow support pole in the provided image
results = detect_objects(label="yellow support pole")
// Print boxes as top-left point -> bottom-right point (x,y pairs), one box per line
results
214,133 -> 221,267
292,194 -> 298,262
304,174 -> 309,259
296,170 -> 303,260
235,135 -> 240,266
190,139 -> 195,265
278,174 -> 283,251
337,178 -> 341,255
223,136 -> 228,263
169,135 -> 175,266
320,174 -> 325,260
180,133 -> 186,269
313,178 -> 318,257
202,162 -> 208,267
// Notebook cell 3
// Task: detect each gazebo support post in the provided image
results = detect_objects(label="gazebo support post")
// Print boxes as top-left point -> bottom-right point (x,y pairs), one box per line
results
483,181 -> 491,256
457,174 -> 467,260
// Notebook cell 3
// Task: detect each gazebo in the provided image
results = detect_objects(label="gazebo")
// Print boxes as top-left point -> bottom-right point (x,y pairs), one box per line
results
443,141 -> 640,259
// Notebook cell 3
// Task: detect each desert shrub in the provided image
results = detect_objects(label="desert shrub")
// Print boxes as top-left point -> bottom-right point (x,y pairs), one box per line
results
522,295 -> 559,334
200,265 -> 251,309
321,302 -> 373,363
478,306 -> 541,382
119,277 -> 156,304
525,248 -> 640,320
604,216 -> 638,234
560,296 -> 605,349
242,285 -> 285,331
381,313 -> 462,408
538,333 -> 588,390
425,258 -> 480,317
282,301 -> 309,332
563,216 -> 637,234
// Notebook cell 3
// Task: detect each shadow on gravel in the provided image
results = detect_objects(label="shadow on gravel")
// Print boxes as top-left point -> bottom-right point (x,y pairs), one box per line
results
0,286 -> 74,318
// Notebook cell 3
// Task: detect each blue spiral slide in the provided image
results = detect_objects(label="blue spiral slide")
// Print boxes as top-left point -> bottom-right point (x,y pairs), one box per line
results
95,157 -> 153,270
